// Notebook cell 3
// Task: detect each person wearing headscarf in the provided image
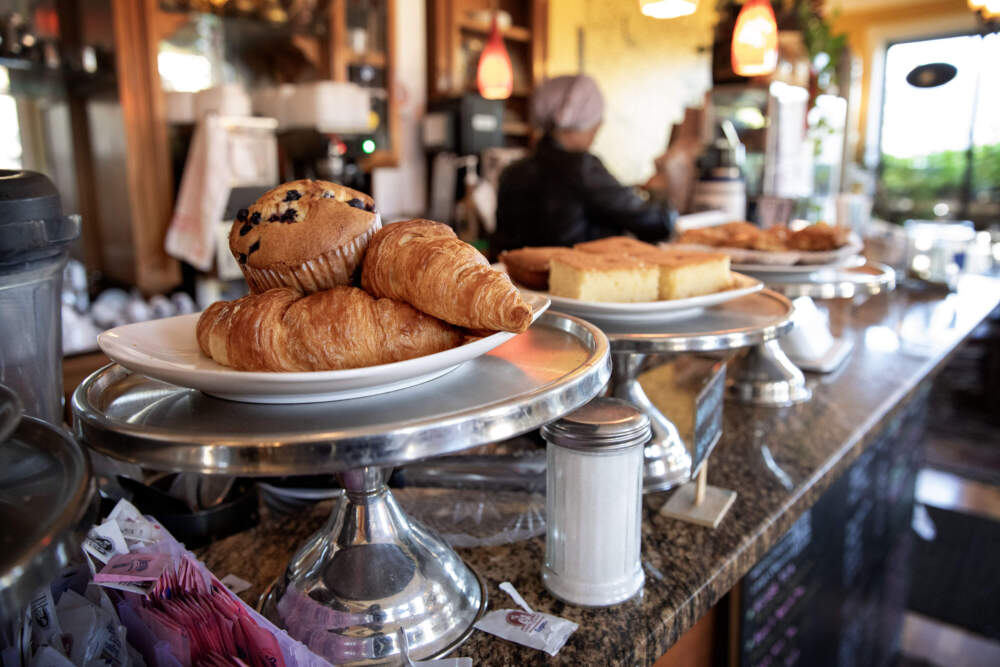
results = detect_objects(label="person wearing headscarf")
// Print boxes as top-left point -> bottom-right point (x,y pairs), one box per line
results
491,75 -> 675,254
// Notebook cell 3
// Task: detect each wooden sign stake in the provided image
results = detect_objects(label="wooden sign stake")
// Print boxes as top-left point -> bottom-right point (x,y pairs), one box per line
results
660,461 -> 737,529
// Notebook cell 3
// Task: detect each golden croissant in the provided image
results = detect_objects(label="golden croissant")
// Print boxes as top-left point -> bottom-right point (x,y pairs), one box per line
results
196,286 -> 463,371
361,219 -> 532,333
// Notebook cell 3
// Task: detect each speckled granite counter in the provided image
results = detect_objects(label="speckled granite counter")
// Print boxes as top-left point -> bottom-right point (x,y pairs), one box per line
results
198,275 -> 1000,666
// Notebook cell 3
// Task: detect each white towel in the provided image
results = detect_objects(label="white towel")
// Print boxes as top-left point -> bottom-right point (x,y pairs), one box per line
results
165,114 -> 231,272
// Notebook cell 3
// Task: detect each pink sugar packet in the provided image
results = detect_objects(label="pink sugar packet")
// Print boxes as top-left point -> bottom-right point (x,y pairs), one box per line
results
95,553 -> 171,583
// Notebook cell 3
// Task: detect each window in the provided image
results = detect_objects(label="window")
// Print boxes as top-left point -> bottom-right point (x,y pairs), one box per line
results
876,32 -> 1000,226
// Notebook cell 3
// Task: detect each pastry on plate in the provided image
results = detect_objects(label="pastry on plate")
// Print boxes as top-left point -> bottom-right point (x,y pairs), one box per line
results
229,179 -> 381,294
628,248 -> 732,300
785,222 -> 851,251
196,287 -> 462,372
548,251 -> 658,302
573,236 -> 659,255
677,222 -> 785,251
362,219 -> 533,333
499,246 -> 573,290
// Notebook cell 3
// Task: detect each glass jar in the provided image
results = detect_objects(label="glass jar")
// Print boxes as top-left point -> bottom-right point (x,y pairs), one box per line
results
541,397 -> 650,606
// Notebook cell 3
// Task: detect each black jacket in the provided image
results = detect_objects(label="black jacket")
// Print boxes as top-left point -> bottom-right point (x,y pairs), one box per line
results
491,134 -> 675,254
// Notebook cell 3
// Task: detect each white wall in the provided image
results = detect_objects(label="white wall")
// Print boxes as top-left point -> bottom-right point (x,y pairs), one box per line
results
371,0 -> 427,221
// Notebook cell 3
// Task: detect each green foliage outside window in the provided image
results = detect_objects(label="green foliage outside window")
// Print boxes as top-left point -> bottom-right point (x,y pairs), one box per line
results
878,143 -> 1000,222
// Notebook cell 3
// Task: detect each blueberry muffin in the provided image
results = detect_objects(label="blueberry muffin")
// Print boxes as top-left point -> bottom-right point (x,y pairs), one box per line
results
229,179 -> 381,294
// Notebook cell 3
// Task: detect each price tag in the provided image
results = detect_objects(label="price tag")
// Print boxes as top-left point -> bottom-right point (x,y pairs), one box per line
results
691,362 -> 726,477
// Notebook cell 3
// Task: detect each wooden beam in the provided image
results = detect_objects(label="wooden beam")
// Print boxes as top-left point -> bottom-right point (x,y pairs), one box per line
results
110,0 -> 180,294
532,0 -> 548,86
55,0 -> 103,274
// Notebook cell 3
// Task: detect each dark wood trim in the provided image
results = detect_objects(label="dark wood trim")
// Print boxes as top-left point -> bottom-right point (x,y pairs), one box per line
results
55,0 -> 103,273
653,604 -> 719,667
531,0 -> 548,86
111,0 -> 180,294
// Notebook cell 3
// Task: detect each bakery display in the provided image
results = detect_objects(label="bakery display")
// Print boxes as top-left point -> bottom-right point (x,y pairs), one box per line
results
362,219 -> 533,333
502,235 -> 736,303
198,183 -> 538,374
676,221 -> 850,253
197,287 -> 463,372
229,179 -> 381,294
548,252 -> 659,302
497,246 -> 574,290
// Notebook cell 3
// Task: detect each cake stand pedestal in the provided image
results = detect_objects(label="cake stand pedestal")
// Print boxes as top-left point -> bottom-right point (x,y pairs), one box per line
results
599,289 -> 794,492
740,262 -> 896,380
72,312 -> 610,666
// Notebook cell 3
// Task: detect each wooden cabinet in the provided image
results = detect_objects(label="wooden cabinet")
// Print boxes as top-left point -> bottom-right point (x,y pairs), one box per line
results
427,0 -> 547,142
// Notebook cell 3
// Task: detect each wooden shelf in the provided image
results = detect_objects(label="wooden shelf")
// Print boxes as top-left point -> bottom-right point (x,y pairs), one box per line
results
457,19 -> 532,42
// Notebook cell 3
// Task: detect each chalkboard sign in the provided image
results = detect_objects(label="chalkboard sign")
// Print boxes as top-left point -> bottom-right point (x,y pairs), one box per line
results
738,386 -> 929,667
690,362 -> 725,476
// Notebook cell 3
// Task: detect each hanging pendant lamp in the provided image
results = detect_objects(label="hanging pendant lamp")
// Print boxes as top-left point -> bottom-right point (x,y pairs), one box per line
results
477,14 -> 514,100
731,0 -> 779,77
639,0 -> 698,19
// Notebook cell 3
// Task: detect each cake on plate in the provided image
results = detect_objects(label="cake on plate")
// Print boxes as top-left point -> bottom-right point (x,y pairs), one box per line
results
548,251 -> 658,302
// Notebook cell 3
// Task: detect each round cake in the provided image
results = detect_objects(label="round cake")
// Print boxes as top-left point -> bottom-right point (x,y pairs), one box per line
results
229,179 -> 381,294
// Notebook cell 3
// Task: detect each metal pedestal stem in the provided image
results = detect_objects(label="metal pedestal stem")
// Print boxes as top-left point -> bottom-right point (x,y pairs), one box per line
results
261,465 -> 486,665
609,351 -> 691,493
727,340 -> 811,406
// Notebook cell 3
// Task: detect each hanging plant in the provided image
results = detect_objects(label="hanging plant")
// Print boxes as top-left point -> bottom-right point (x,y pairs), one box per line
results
796,0 -> 847,95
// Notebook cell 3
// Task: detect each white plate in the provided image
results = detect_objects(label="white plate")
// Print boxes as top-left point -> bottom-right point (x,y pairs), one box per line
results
732,254 -> 867,275
97,293 -> 550,404
516,272 -> 762,325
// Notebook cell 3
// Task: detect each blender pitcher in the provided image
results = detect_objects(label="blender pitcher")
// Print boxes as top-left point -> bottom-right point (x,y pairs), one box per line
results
0,170 -> 80,424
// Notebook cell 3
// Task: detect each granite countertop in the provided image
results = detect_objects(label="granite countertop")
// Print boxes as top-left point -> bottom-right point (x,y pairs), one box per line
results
198,274 -> 1000,666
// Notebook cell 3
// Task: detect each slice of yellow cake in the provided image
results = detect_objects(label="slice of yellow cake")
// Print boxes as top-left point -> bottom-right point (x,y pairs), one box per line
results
629,249 -> 732,300
548,251 -> 659,302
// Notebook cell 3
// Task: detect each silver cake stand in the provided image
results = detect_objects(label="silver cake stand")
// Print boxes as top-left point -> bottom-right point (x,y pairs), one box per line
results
596,290 -> 794,492
729,262 -> 896,400
2,383 -> 96,625
71,312 -> 610,666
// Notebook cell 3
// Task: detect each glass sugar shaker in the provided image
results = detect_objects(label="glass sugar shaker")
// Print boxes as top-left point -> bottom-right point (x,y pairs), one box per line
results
541,397 -> 650,606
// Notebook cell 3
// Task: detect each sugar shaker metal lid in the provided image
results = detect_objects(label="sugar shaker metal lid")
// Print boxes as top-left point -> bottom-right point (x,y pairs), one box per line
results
541,397 -> 650,452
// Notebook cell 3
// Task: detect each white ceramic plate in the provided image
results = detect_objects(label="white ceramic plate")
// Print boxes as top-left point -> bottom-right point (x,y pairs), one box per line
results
515,272 -> 762,325
732,253 -> 867,275
97,293 -> 550,404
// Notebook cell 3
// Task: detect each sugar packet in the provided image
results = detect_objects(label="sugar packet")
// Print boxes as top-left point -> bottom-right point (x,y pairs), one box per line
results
472,582 -> 578,657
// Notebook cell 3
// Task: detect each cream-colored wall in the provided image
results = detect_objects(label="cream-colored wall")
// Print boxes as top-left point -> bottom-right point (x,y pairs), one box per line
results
547,0 -> 717,185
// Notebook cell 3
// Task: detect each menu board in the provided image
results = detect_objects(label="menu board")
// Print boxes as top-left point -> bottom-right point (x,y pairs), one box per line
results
738,387 -> 929,667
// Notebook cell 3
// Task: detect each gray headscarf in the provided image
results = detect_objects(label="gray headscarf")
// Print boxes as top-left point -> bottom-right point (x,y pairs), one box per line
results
530,75 -> 605,132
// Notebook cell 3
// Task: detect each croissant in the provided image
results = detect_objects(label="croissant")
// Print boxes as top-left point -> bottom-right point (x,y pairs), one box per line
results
361,219 -> 532,333
196,287 -> 463,372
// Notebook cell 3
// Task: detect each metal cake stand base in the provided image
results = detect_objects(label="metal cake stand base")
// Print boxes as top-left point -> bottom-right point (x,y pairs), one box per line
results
608,351 -> 691,492
260,467 -> 486,665
601,289 -> 796,492
727,340 -> 812,406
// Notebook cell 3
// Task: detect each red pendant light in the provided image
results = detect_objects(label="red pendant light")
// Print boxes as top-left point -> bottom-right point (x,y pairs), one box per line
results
731,0 -> 779,78
477,14 -> 514,100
